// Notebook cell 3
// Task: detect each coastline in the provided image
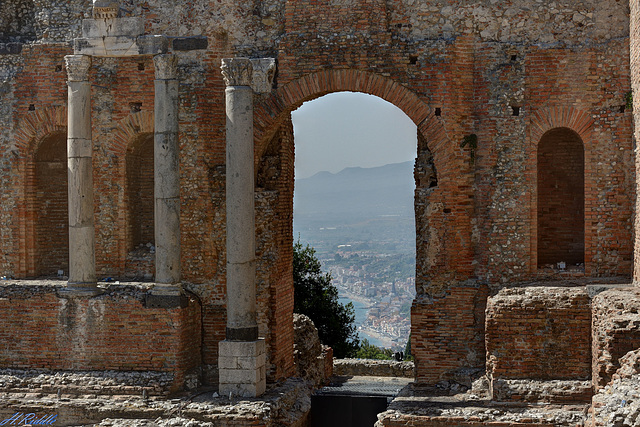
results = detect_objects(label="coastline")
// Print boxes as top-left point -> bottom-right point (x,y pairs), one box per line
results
357,325 -> 396,349
338,288 -> 406,350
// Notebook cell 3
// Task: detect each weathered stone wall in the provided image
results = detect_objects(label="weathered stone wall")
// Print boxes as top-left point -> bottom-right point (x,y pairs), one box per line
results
333,359 -> 415,378
485,286 -> 592,403
486,287 -> 592,381
0,0 -> 37,43
589,349 -> 640,426
591,287 -> 640,390
0,0 -> 634,391
0,282 -> 201,394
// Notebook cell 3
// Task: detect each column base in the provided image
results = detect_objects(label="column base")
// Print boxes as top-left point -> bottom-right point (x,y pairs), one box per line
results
59,285 -> 104,298
219,339 -> 266,398
149,283 -> 182,296
146,284 -> 187,309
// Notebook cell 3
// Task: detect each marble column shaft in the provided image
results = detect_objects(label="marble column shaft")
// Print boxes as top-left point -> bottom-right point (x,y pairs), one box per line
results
65,54 -> 97,287
153,54 -> 181,287
224,59 -> 258,341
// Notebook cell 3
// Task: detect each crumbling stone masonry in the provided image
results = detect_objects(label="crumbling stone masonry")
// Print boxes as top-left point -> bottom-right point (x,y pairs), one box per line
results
0,0 -> 639,423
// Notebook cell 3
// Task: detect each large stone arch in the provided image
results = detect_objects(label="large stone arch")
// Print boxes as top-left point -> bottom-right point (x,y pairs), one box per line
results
252,68 -> 477,384
528,107 -> 594,274
254,68 -> 445,171
254,67 -> 474,284
13,106 -> 68,278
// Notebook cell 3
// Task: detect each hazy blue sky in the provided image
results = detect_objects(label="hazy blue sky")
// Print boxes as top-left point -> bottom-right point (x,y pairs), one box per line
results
291,92 -> 417,179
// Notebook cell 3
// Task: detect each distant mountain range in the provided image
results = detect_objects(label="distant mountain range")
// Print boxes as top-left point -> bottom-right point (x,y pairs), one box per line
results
294,161 -> 415,219
293,161 -> 416,255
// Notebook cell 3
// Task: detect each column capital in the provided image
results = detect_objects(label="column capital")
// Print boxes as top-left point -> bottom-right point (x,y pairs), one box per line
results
92,0 -> 120,19
154,54 -> 178,80
65,55 -> 91,82
221,58 -> 253,87
250,58 -> 276,94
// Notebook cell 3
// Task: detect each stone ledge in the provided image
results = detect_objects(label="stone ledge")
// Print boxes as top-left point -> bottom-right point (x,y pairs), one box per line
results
73,35 -> 171,57
0,378 -> 311,426
378,383 -> 588,426
490,379 -> 593,404
333,359 -> 415,378
0,369 -> 173,397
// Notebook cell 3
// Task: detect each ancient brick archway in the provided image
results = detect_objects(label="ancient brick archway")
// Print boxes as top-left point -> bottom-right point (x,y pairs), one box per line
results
13,107 -> 68,278
253,68 -> 477,384
110,111 -> 156,278
529,107 -> 594,275
33,131 -> 69,277
537,127 -> 585,268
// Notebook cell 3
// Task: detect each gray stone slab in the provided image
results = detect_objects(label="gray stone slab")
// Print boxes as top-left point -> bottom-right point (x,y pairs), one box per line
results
172,37 -> 208,51
82,17 -> 144,38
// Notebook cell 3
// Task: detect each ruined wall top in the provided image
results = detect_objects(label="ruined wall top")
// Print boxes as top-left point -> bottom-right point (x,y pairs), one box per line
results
0,0 -> 629,47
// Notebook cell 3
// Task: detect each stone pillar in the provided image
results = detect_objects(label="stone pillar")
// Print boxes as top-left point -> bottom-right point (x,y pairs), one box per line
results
65,54 -> 97,291
152,54 -> 181,295
218,57 -> 275,398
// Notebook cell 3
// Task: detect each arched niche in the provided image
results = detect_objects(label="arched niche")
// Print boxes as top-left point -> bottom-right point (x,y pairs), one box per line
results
124,132 -> 155,279
34,131 -> 68,277
537,127 -> 585,267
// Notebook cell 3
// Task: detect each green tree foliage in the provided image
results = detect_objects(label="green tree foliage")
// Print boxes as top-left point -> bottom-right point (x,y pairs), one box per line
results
404,334 -> 413,361
293,241 -> 360,358
355,339 -> 392,360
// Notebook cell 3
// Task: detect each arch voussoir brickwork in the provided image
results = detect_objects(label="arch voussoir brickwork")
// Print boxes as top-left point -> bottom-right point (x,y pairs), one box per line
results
14,106 -> 67,156
530,106 -> 594,144
255,68 -> 435,164
110,111 -> 154,158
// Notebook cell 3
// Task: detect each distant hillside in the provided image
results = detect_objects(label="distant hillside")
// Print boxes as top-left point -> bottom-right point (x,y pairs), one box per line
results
293,161 -> 416,255
294,161 -> 415,218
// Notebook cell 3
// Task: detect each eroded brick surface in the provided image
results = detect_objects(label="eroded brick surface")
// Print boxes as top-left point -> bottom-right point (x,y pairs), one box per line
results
591,288 -> 640,390
486,287 -> 592,382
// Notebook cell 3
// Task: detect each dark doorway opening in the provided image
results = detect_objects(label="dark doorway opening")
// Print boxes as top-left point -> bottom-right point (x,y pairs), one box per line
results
537,127 -> 585,267
34,132 -> 68,277
310,394 -> 389,427
124,132 -> 155,279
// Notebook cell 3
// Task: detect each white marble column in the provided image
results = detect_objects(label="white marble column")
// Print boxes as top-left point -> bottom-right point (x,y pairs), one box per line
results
65,54 -> 97,290
152,54 -> 181,294
218,57 -> 275,398
223,58 -> 258,342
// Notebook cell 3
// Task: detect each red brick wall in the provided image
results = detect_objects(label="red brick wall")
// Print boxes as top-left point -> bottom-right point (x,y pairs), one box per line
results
486,287 -> 591,381
0,284 -> 201,394
537,128 -> 585,267
255,116 -> 295,381
411,284 -> 488,384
